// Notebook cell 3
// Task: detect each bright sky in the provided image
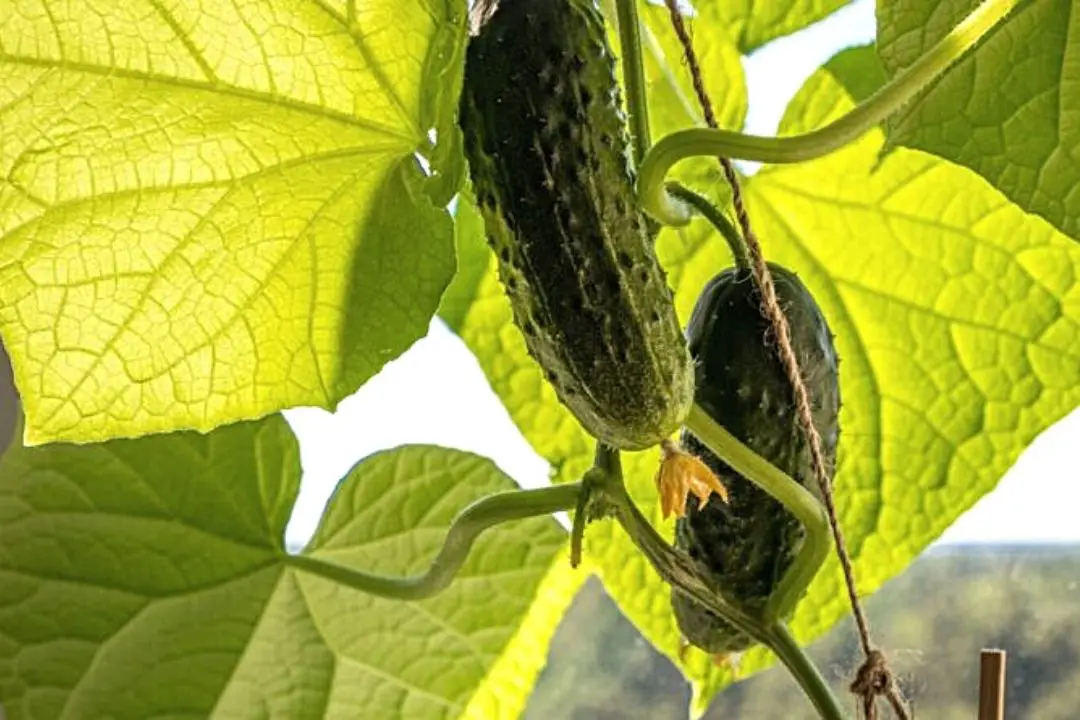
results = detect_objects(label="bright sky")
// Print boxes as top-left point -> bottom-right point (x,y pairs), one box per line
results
283,0 -> 1080,550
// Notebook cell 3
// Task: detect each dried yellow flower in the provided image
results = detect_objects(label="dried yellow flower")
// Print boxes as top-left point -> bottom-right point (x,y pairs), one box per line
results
655,440 -> 728,519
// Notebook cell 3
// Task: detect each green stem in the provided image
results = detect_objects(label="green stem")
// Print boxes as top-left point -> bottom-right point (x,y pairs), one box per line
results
637,0 -> 1022,225
764,622 -> 848,720
594,450 -> 763,639
666,182 -> 749,268
684,404 -> 829,623
571,445 -> 616,568
287,483 -> 581,601
615,0 -> 651,166
570,477 -> 592,568
595,451 -> 847,719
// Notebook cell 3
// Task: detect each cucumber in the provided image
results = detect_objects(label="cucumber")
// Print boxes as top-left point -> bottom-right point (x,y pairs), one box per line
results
672,264 -> 840,654
458,0 -> 694,451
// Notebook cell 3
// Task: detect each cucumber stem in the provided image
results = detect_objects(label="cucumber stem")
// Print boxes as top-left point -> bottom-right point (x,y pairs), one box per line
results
594,446 -> 848,719
684,404 -> 829,623
593,447 -> 766,639
637,0 -> 1022,225
764,622 -> 848,720
666,182 -> 749,268
570,473 -> 593,568
287,482 -> 581,600
614,0 -> 651,167
571,448 -> 615,568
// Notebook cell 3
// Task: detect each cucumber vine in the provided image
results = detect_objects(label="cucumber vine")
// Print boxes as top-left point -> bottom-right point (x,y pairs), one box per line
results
287,482 -> 582,600
614,0 -> 650,165
285,2 -> 1020,717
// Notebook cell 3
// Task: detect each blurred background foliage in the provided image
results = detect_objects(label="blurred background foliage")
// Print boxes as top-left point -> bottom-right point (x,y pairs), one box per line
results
526,545 -> 1080,718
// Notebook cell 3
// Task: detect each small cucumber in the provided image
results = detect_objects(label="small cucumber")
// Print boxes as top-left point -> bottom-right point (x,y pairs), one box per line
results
458,0 -> 694,451
672,264 -> 840,654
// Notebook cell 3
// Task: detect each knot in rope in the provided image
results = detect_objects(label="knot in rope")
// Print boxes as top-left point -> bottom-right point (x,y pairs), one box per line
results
850,649 -> 907,719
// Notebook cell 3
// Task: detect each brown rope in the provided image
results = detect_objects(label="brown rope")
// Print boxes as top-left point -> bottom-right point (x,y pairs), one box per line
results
658,4 -> 910,718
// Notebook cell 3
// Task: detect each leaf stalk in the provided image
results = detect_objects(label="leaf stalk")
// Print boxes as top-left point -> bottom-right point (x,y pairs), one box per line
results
636,0 -> 1023,225
287,482 -> 581,601
665,182 -> 749,268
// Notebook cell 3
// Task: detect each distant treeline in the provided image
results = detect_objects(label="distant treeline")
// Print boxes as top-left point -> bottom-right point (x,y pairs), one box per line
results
526,545 -> 1080,719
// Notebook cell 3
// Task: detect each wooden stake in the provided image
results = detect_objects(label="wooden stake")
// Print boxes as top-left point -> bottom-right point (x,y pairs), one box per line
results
978,649 -> 1007,720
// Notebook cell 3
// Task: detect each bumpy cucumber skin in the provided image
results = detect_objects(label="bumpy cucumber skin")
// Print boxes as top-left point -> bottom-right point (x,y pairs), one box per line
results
672,264 -> 840,654
458,0 -> 694,451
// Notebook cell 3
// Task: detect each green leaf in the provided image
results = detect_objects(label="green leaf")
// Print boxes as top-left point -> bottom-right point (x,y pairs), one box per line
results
303,447 -> 583,719
878,0 -> 1080,242
700,0 -> 855,54
0,0 -> 465,445
446,45 -> 1080,714
0,420 -> 582,719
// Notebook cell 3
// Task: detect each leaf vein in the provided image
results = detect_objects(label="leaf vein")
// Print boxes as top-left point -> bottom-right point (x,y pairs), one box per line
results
143,0 -> 218,83
0,53 -> 414,140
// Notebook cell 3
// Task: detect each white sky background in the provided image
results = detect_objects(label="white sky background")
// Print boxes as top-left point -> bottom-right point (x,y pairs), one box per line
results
283,0 -> 1080,550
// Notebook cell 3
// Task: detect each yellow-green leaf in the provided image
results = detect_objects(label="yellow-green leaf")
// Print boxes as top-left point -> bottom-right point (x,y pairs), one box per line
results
0,0 -> 465,445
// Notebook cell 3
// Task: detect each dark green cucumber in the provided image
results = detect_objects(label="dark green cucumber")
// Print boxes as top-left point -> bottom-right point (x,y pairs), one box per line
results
672,264 -> 840,654
458,0 -> 693,451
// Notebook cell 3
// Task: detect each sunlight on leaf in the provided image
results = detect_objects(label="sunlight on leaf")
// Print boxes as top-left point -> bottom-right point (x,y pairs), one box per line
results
0,0 -> 466,444
878,0 -> 1080,243
0,422 -> 579,719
